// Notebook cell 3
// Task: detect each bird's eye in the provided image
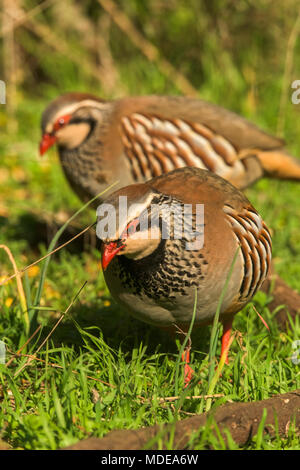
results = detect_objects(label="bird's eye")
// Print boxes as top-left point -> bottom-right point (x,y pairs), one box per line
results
54,118 -> 64,131
127,223 -> 135,234
123,219 -> 140,238
53,114 -> 71,132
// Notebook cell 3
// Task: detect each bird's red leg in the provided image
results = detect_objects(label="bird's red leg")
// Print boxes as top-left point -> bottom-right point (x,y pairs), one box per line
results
220,316 -> 233,365
182,348 -> 193,387
182,344 -> 194,387
165,323 -> 195,388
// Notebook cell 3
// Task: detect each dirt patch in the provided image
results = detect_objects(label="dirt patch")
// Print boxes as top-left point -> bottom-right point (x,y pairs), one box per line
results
63,390 -> 300,450
0,439 -> 10,450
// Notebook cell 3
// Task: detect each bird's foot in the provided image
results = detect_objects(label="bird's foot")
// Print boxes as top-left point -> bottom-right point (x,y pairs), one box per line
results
182,348 -> 194,387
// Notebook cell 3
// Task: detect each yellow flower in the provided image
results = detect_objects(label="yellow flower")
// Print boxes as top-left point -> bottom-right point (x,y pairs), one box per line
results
0,205 -> 9,217
0,168 -> 9,184
27,265 -> 40,278
43,281 -> 61,299
14,189 -> 29,200
0,275 -> 11,286
103,300 -> 111,307
279,332 -> 287,343
11,166 -> 27,183
5,297 -> 13,307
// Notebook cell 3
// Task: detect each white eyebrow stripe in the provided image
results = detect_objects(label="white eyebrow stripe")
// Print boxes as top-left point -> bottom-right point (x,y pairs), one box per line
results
46,100 -> 109,133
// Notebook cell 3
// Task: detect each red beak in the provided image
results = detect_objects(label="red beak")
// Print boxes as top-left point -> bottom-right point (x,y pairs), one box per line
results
101,241 -> 125,270
39,133 -> 57,156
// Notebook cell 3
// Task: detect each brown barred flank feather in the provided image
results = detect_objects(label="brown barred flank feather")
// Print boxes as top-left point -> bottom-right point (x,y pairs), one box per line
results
121,113 -> 245,182
223,204 -> 272,301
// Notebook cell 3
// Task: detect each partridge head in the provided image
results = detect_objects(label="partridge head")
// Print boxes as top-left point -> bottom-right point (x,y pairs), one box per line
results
40,93 -> 300,204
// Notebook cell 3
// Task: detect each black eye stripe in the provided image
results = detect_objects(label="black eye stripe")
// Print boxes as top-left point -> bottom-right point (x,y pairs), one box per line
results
127,220 -> 141,233
69,117 -> 94,125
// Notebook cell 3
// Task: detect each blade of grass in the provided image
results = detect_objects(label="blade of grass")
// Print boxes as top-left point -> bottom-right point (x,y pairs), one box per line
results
14,281 -> 87,377
207,247 -> 240,386
29,182 -> 118,329
51,378 -> 66,429
174,288 -> 197,397
5,324 -> 42,367
23,271 -> 32,311
205,247 -> 240,412
255,407 -> 268,449
0,222 -> 93,288
0,182 -> 118,289
0,244 -> 29,331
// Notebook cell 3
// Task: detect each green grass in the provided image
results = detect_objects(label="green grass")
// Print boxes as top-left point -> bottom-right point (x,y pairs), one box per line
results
0,270 -> 299,449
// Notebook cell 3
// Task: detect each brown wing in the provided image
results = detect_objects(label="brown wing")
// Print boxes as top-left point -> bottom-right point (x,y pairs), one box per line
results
223,204 -> 272,300
147,167 -> 272,300
146,167 -> 247,208
115,96 -> 300,188
118,105 -> 266,189
118,96 -> 284,150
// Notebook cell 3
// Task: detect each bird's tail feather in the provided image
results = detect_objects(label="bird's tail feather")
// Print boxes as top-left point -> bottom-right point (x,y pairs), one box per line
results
255,150 -> 300,180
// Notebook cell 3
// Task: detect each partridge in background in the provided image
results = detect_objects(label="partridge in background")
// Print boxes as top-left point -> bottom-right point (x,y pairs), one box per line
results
40,93 -> 300,203
97,167 -> 272,384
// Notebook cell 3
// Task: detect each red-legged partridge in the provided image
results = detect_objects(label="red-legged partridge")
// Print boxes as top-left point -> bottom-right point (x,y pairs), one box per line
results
96,167 -> 272,384
40,93 -> 300,203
